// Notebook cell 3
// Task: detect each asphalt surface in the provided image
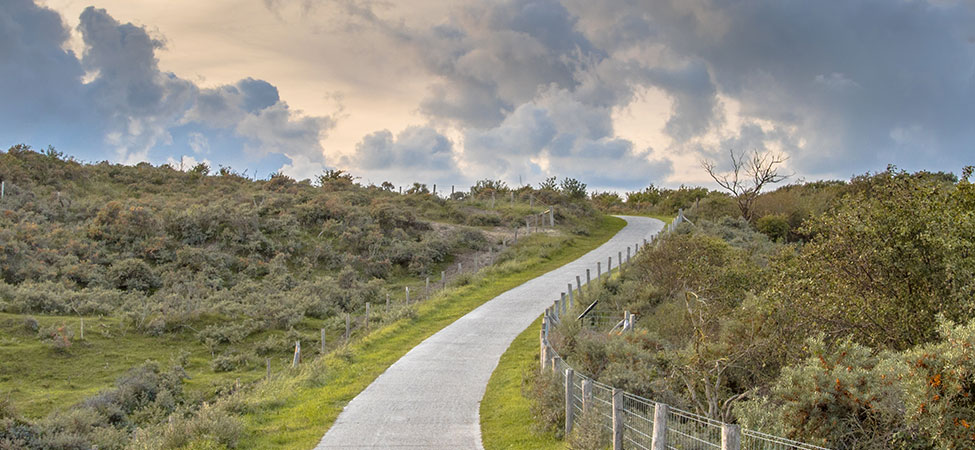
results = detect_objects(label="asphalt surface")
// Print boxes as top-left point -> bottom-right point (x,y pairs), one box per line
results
315,216 -> 664,449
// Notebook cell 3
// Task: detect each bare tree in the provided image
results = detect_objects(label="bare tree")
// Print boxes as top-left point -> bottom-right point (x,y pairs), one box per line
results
702,149 -> 789,221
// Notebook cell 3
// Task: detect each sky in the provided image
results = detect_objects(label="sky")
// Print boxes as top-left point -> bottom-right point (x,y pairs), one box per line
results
2,0 -> 973,191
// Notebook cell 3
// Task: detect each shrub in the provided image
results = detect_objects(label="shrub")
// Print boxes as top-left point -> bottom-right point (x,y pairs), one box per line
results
755,214 -> 790,242
22,316 -> 38,333
107,258 -> 159,293
211,352 -> 249,373
39,324 -> 73,352
566,408 -> 610,450
523,368 -> 565,438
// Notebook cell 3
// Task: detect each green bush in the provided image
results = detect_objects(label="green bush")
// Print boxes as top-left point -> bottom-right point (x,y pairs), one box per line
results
755,214 -> 790,242
211,353 -> 250,373
523,368 -> 565,438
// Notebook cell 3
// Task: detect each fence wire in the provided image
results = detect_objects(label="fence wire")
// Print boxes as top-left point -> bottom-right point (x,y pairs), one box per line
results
665,406 -> 722,450
591,380 -> 615,432
622,393 -> 656,449
742,429 -> 831,450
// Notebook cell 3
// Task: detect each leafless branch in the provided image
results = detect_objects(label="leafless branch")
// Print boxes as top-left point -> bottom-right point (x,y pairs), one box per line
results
701,149 -> 791,220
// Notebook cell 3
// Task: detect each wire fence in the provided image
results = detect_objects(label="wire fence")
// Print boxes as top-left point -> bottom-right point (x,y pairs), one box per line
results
539,228 -> 830,450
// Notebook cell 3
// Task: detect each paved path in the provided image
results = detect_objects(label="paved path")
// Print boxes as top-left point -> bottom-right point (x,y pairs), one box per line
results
315,216 -> 664,449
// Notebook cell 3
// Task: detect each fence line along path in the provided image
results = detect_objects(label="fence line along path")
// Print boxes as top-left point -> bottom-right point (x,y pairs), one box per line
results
315,216 -> 663,449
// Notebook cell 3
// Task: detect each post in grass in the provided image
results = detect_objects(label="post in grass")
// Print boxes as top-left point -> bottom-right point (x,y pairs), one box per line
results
320,328 -> 326,354
292,341 -> 301,368
345,314 -> 351,343
365,303 -> 370,329
405,286 -> 410,305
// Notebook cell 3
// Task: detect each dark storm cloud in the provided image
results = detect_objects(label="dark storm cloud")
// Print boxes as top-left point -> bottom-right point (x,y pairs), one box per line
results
567,0 -> 975,176
0,0 -> 333,174
0,0 -> 92,145
414,0 -> 609,128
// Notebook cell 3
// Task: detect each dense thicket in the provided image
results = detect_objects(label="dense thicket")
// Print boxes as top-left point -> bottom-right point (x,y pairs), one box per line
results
545,168 -> 975,448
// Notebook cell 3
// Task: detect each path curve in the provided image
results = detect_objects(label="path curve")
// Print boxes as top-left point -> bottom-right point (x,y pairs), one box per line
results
316,216 -> 664,449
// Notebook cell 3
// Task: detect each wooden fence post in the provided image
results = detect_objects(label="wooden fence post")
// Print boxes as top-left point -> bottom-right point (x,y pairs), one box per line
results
586,269 -> 591,293
618,251 -> 623,272
576,275 -> 582,299
612,388 -> 624,450
581,378 -> 592,413
651,403 -> 668,450
386,293 -> 390,313
441,270 -> 446,289
597,262 -> 602,281
627,246 -> 631,264
608,256 -> 613,274
540,328 -> 548,372
565,368 -> 575,436
567,283 -> 574,310
722,424 -> 741,450
556,297 -> 563,319
320,328 -> 326,354
425,277 -> 430,296
292,341 -> 301,368
405,286 -> 410,305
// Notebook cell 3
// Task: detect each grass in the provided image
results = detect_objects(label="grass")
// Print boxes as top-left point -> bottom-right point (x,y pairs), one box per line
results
480,315 -> 562,449
0,312 -> 333,418
237,215 -> 626,449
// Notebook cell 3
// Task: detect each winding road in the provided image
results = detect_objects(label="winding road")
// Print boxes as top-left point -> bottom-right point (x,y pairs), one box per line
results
315,216 -> 664,449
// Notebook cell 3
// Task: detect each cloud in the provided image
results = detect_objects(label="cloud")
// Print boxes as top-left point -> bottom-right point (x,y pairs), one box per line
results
342,126 -> 464,186
411,0 -> 609,128
462,89 -> 673,189
0,0 -> 334,177
573,0 -> 975,177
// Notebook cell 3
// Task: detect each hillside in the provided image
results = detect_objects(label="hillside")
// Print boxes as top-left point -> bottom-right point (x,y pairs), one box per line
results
0,144 -> 605,449
532,168 -> 975,448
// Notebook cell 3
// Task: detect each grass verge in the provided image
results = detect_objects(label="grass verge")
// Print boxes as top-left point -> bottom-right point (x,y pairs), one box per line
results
480,315 -> 562,449
238,215 -> 625,449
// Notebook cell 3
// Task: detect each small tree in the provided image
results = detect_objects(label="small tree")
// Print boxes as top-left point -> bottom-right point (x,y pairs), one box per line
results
702,149 -> 788,221
559,178 -> 587,200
